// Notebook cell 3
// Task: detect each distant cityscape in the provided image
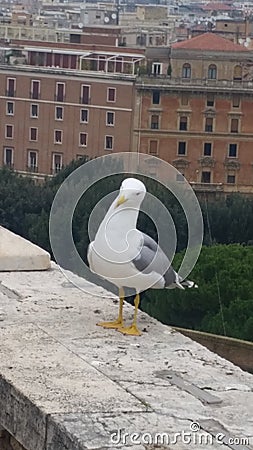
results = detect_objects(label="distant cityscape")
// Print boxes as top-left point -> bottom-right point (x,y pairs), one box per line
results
0,0 -> 253,193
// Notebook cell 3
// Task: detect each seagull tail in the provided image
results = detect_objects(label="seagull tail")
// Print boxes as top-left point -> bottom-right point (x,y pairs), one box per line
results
179,278 -> 198,289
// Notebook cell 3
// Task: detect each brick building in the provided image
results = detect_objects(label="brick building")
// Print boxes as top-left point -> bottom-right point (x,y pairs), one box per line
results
0,42 -> 144,177
133,33 -> 253,194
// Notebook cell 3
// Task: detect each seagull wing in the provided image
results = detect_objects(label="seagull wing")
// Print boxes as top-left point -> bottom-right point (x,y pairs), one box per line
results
132,233 -> 179,288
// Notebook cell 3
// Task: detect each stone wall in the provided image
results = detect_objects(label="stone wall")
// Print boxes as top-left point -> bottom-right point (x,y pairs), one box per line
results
175,327 -> 253,374
0,429 -> 26,450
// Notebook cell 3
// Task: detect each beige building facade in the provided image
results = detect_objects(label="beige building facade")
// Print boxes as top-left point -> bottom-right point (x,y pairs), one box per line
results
0,66 -> 136,177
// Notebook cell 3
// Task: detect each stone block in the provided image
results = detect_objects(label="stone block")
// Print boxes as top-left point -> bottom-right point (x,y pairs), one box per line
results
0,226 -> 50,271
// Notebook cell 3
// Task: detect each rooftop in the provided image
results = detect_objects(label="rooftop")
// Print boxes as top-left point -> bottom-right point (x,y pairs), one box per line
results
0,228 -> 252,450
172,32 -> 249,52
202,2 -> 233,10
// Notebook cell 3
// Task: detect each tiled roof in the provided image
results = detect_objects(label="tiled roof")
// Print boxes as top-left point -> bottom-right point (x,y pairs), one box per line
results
171,32 -> 249,52
202,2 -> 232,10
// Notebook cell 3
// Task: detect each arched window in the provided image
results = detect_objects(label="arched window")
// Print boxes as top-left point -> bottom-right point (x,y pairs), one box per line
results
208,64 -> 217,80
233,65 -> 242,81
182,63 -> 191,79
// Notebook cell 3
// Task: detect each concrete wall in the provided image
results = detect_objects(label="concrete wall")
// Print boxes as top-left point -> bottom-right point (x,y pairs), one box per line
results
175,327 -> 253,374
0,429 -> 26,450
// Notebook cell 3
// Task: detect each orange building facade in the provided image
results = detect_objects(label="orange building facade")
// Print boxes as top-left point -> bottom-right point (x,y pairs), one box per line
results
133,33 -> 253,193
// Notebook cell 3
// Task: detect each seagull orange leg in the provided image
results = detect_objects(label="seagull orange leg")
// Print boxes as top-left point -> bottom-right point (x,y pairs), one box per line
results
97,288 -> 124,329
118,293 -> 141,336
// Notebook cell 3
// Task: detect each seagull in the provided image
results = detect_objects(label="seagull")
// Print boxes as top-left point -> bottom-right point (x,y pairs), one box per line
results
87,178 -> 197,336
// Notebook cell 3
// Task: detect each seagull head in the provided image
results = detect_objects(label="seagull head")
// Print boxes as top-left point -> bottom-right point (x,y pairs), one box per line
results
115,178 -> 146,209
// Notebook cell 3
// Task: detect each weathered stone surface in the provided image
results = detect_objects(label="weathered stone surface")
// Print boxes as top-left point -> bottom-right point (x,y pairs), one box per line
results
0,263 -> 252,450
0,226 -> 50,271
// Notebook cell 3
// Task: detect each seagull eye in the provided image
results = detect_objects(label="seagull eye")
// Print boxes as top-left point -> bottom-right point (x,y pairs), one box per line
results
136,192 -> 141,196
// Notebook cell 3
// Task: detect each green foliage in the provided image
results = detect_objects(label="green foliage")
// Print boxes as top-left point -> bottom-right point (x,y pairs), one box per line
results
142,244 -> 253,341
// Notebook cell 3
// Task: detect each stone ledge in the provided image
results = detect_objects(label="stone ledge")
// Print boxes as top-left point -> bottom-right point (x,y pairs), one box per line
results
0,262 -> 252,450
0,226 -> 51,271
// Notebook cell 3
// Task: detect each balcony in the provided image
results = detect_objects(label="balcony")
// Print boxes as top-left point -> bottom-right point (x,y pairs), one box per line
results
190,182 -> 223,192
4,163 -> 14,169
51,165 -> 64,175
26,165 -> 38,173
136,75 -> 253,92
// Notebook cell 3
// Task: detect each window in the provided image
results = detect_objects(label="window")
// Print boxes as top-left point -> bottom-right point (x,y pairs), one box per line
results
231,118 -> 239,133
176,173 -> 185,182
151,114 -> 159,129
179,116 -> 187,131
152,90 -> 160,104
30,127 -> 37,141
81,85 -> 90,104
181,93 -> 189,106
80,109 -> 88,123
203,142 -> 212,156
182,63 -> 191,79
52,153 -> 63,173
107,87 -> 116,102
233,65 -> 242,81
106,112 -> 115,126
5,125 -> 13,139
27,150 -> 38,171
3,147 -> 13,166
232,94 -> 240,108
31,104 -> 39,118
152,63 -> 162,75
55,106 -> 63,120
201,171 -> 211,183
54,130 -> 62,144
56,82 -> 65,102
7,78 -> 16,97
178,141 -> 186,155
31,80 -> 40,100
98,56 -> 106,71
206,93 -> 215,107
208,64 -> 217,80
79,132 -> 87,146
228,143 -> 237,158
105,135 -> 113,150
227,174 -> 235,184
149,140 -> 158,155
6,101 -> 14,115
205,117 -> 213,132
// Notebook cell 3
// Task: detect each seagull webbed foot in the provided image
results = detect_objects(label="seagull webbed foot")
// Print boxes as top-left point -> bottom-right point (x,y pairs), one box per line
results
97,319 -> 123,329
117,324 -> 142,336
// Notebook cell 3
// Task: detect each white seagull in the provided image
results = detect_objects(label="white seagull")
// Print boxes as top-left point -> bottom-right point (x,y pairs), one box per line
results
88,178 -> 197,336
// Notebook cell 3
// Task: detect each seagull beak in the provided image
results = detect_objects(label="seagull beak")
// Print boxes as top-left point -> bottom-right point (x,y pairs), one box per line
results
115,194 -> 127,208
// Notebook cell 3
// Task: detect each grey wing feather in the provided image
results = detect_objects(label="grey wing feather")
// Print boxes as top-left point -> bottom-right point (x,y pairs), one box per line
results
132,233 -> 176,287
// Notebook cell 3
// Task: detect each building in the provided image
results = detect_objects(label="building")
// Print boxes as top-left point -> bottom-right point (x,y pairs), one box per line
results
133,33 -> 253,194
2,27 -> 253,194
0,40 -> 145,178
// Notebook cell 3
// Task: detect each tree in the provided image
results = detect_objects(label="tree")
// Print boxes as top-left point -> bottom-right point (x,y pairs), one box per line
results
141,244 -> 253,341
